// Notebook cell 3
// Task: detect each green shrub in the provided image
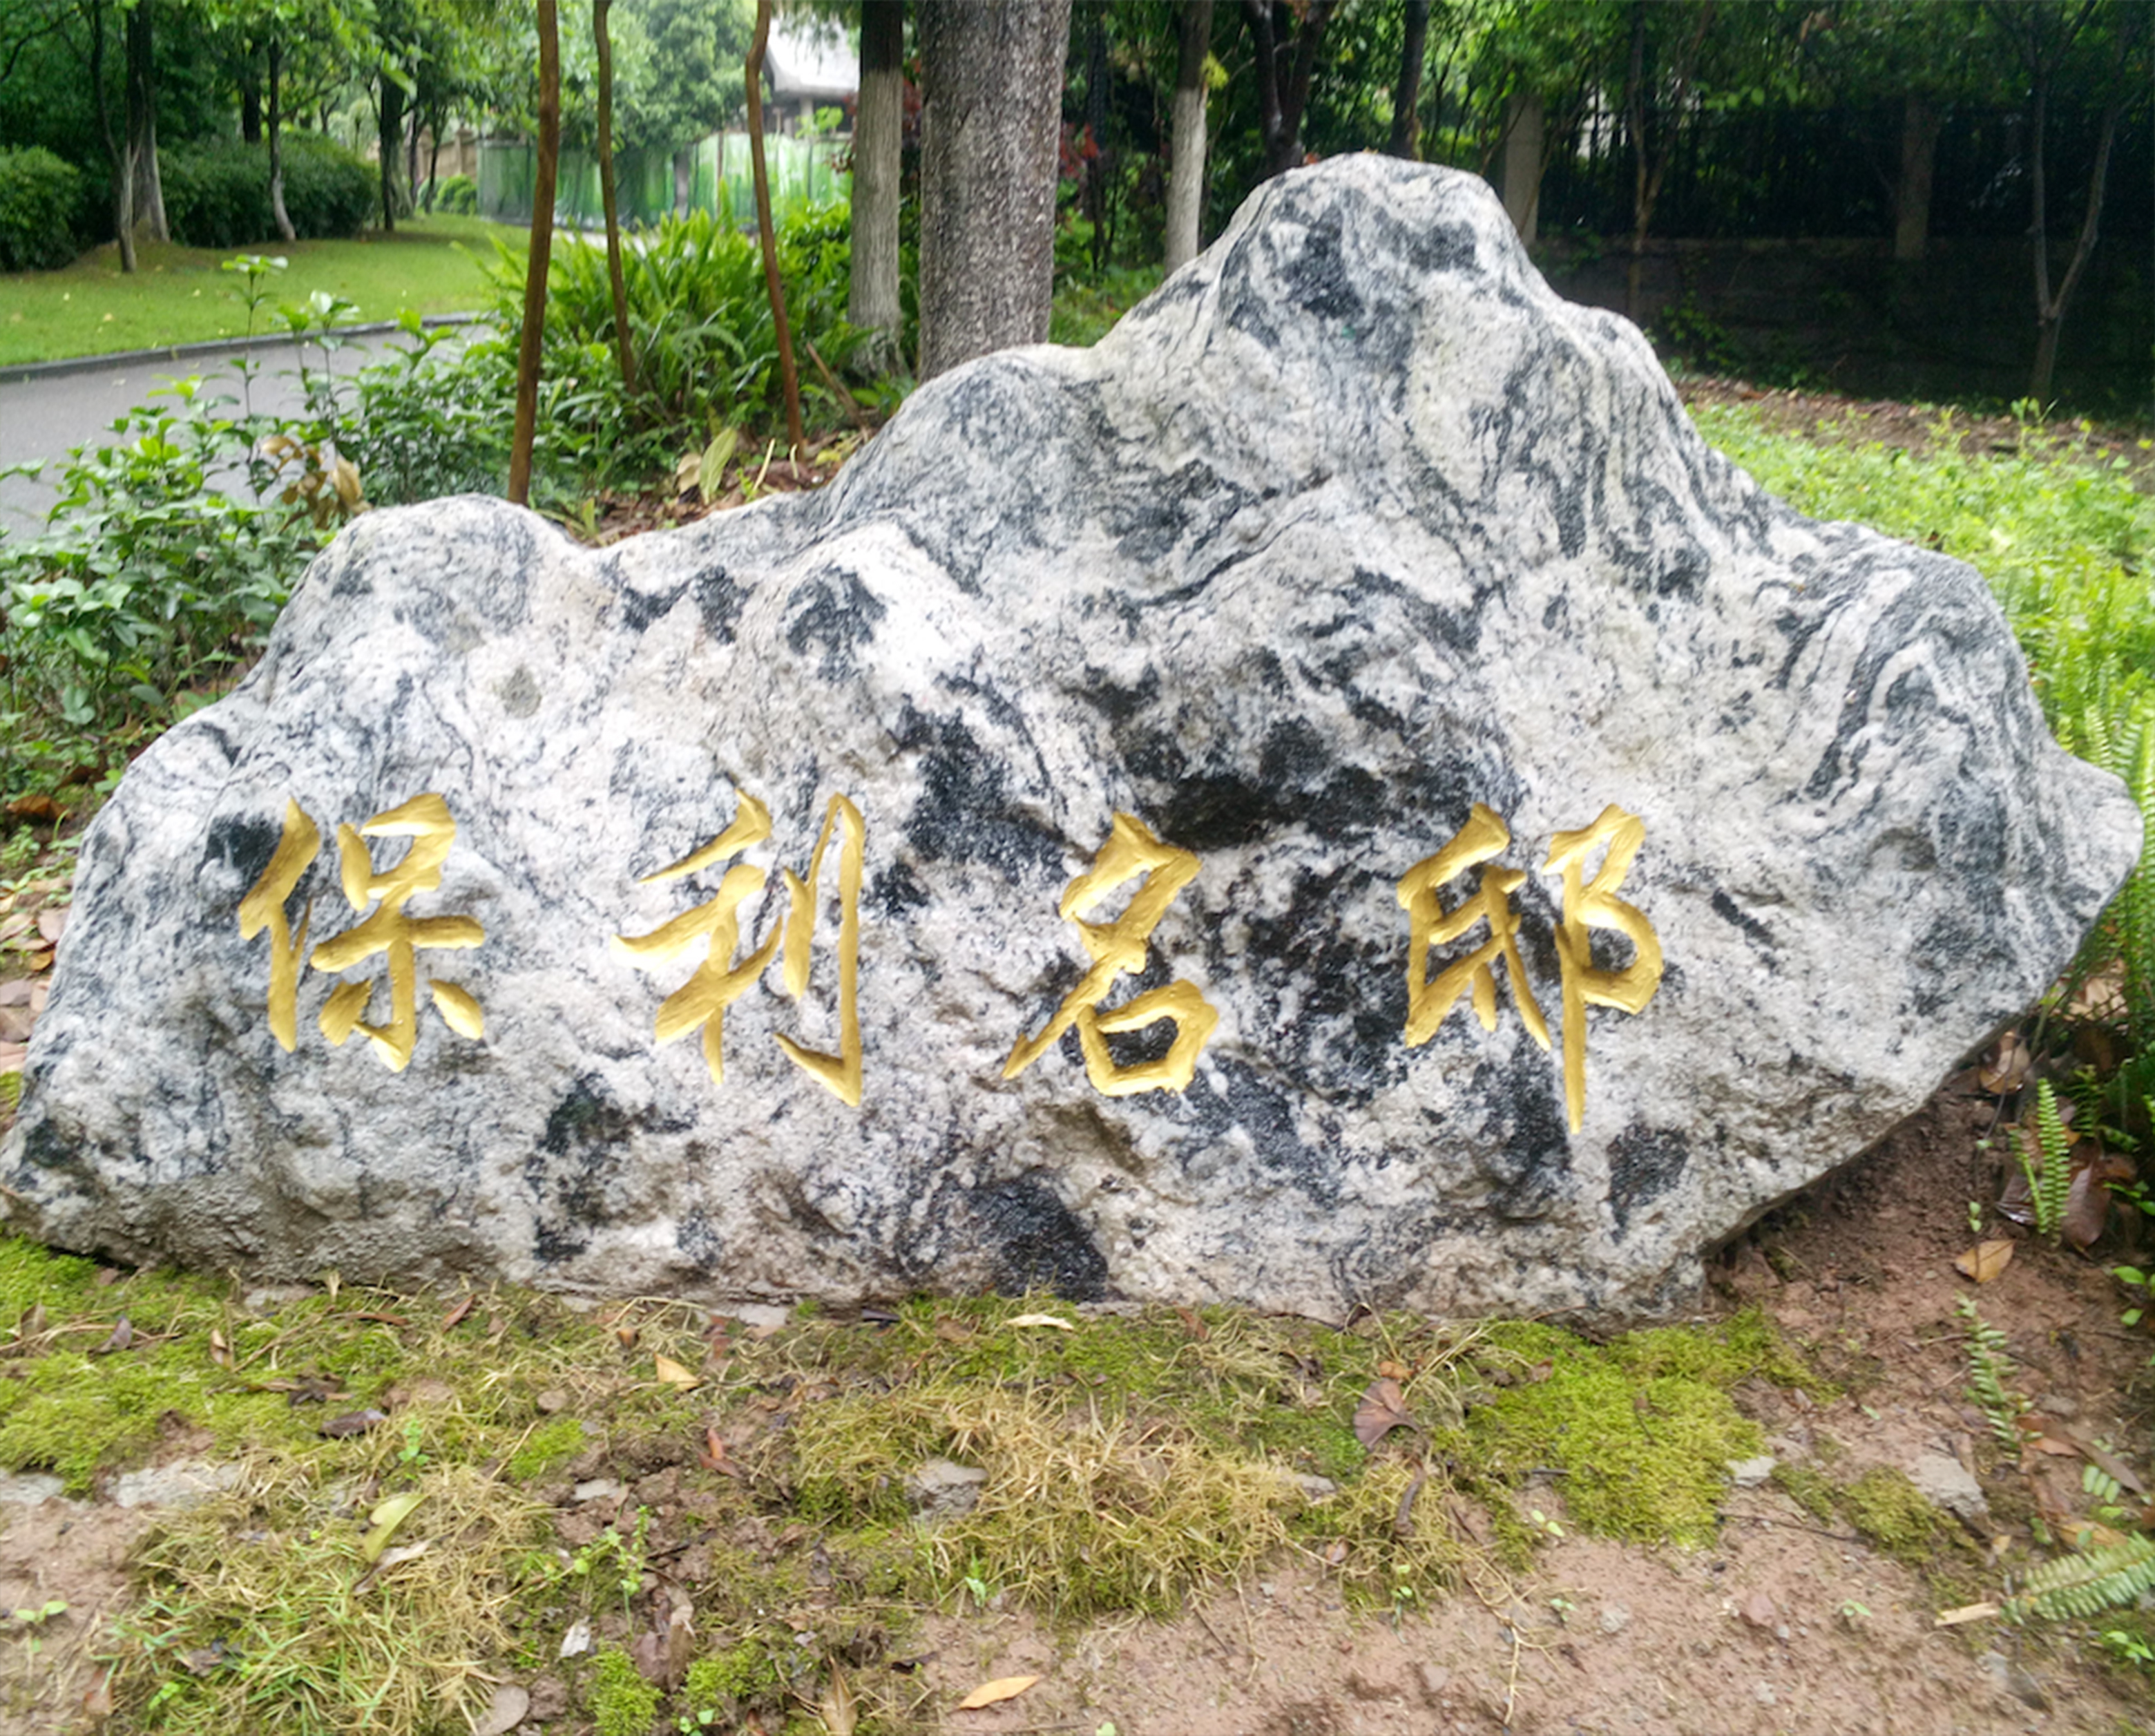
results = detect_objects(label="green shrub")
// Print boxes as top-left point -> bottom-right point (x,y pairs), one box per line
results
0,146 -> 83,271
483,197 -> 870,493
160,135 -> 372,249
427,173 -> 477,215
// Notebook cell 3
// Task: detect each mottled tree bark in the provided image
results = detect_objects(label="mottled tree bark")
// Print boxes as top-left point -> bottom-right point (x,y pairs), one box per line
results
1388,0 -> 1430,159
917,0 -> 1071,380
268,37 -> 294,243
124,0 -> 165,242
850,0 -> 905,372
1892,93 -> 1940,263
1165,0 -> 1212,272
1500,89 -> 1544,245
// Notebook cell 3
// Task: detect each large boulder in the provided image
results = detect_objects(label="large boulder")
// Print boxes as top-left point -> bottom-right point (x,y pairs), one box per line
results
2,160 -> 2137,1318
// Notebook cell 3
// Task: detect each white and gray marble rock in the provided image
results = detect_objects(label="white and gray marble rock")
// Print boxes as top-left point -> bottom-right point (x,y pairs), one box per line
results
1,159 -> 2137,1319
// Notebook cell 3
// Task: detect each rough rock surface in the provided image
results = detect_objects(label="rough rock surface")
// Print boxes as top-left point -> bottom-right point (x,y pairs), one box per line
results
1,159 -> 2137,1318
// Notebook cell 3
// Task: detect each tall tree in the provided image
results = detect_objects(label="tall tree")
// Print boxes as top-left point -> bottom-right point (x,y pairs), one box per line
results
1986,0 -> 2146,400
745,0 -> 804,447
1165,0 -> 1214,271
1620,0 -> 1716,319
1242,0 -> 1335,177
508,0 -> 559,506
1388,0 -> 1430,158
86,0 -> 137,270
594,0 -> 635,394
124,0 -> 167,241
916,0 -> 1071,379
850,0 -> 904,371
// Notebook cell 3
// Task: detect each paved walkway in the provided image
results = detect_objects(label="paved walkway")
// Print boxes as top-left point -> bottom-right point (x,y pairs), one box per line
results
0,324 -> 468,535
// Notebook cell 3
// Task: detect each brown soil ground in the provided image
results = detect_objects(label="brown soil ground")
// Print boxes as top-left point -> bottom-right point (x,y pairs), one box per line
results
0,1066 -> 2148,1735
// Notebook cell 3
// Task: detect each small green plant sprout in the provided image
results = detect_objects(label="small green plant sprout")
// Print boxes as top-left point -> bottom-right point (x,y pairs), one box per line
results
1968,1199 -> 1985,1236
1959,1297 -> 2033,1451
1837,1599 -> 1872,1630
2116,1262 -> 2151,1328
1390,1566 -> 1419,1626
2102,1626 -> 2155,1670
961,1553 -> 995,1611
1547,1593 -> 1576,1623
7,1598 -> 65,1628
1527,1507 -> 1564,1541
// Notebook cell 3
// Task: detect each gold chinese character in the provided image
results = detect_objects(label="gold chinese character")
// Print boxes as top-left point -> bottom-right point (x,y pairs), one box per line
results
1004,812 -> 1218,1096
237,798 -> 322,1052
1396,802 -> 1550,1052
1545,804 -> 1663,1132
612,790 -> 784,1088
307,793 -> 487,1071
776,794 -> 865,1106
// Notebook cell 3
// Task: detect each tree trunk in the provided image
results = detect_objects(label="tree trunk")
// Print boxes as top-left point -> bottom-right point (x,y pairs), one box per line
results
1164,0 -> 1212,272
377,68 -> 405,231
241,72 -> 262,144
1243,0 -> 1334,178
124,0 -> 165,242
2029,74 -> 2123,401
594,0 -> 636,397
1893,91 -> 1940,262
508,0 -> 561,507
917,0 -> 1072,380
673,146 -> 693,217
746,0 -> 805,449
406,106 -> 423,209
268,37 -> 294,241
1388,0 -> 1429,160
1082,6 -> 1107,272
1500,88 -> 1544,244
425,128 -> 442,211
850,0 -> 904,372
89,0 -> 135,272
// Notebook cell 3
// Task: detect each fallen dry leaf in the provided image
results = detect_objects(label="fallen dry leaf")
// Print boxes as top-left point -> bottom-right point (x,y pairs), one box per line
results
91,1316 -> 133,1355
35,908 -> 67,945
4,794 -> 61,824
23,948 -> 51,974
1376,1359 -> 1413,1380
1006,1313 -> 1075,1330
698,1426 -> 740,1475
439,1294 -> 476,1331
359,1489 -> 425,1562
470,1682 -> 530,1736
372,1538 -> 432,1572
955,1675 -> 1040,1710
1979,1031 -> 2032,1096
207,1328 -> 233,1370
653,1353 -> 700,1391
81,1670 -> 115,1720
2064,1153 -> 2134,1251
1174,1304 -> 1209,1341
1955,1239 -> 2015,1283
1354,1376 -> 1418,1450
0,978 -> 30,1007
320,1407 -> 389,1438
0,1005 -> 32,1042
0,915 -> 32,946
933,1317 -> 972,1342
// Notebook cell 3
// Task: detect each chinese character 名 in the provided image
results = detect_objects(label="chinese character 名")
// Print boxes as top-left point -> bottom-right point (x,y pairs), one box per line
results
611,790 -> 867,1105
1544,803 -> 1663,1134
1004,812 -> 1218,1097
237,792 -> 486,1071
1395,801 -> 1551,1054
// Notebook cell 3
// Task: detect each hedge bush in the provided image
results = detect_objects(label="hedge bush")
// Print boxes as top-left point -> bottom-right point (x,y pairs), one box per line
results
159,135 -> 373,249
427,174 -> 477,216
0,146 -> 83,271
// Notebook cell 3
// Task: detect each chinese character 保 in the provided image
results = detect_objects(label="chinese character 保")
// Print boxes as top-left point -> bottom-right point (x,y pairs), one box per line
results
612,789 -> 865,1106
1004,812 -> 1218,1098
1398,802 -> 1661,1133
238,793 -> 487,1072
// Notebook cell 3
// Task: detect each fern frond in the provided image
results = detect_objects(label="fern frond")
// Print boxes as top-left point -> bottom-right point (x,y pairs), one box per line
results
1958,1297 -> 2031,1452
2009,1534 -> 2155,1622
2029,1080 -> 2073,1242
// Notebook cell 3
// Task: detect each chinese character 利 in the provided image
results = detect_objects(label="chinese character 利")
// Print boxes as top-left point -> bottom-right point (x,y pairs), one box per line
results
1004,812 -> 1218,1097
1545,803 -> 1663,1134
1395,801 -> 1551,1053
775,794 -> 866,1107
611,790 -> 784,1089
306,793 -> 487,1071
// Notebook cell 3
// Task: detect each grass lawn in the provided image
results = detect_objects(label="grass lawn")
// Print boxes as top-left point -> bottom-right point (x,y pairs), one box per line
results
0,214 -> 526,368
